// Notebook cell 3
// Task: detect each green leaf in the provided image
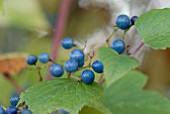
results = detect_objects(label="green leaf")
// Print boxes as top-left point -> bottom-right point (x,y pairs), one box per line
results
100,71 -> 170,114
0,0 -> 4,14
79,101 -> 112,114
79,106 -> 103,114
98,47 -> 139,86
135,8 -> 170,49
19,78 -> 103,114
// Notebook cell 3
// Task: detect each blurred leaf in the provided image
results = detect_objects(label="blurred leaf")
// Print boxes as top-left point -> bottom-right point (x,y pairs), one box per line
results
100,71 -> 170,114
0,0 -> 4,14
0,53 -> 27,75
98,47 -> 139,87
79,106 -> 103,114
19,78 -> 103,114
5,0 -> 49,29
79,101 -> 112,114
135,8 -> 170,49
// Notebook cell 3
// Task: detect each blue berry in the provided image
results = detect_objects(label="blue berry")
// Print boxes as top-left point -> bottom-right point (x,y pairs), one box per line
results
116,14 -> 131,30
61,37 -> 74,49
25,105 -> 28,109
131,16 -> 138,25
38,52 -> 50,64
50,64 -> 64,77
64,59 -> 78,73
92,60 -> 104,73
70,49 -> 84,67
78,60 -> 84,68
20,109 -> 32,114
110,39 -> 125,54
57,109 -> 69,114
81,70 -> 95,84
26,55 -> 37,65
6,106 -> 18,114
0,106 -> 6,114
10,96 -> 20,106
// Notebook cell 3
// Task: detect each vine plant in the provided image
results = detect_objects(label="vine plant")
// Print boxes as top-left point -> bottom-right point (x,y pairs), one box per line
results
1,8 -> 170,114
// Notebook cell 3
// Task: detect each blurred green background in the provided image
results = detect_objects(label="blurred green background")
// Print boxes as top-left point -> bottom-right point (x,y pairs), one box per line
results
0,0 -> 110,107
1,0 -> 170,107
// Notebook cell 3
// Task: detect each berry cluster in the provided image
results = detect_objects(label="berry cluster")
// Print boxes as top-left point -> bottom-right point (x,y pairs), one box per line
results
0,96 -> 32,114
110,15 -> 138,54
26,37 -> 104,84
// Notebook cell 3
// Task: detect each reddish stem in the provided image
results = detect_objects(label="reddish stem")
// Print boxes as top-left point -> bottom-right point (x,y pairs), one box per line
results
47,0 -> 71,80
3,73 -> 23,94
131,42 -> 144,56
98,74 -> 105,85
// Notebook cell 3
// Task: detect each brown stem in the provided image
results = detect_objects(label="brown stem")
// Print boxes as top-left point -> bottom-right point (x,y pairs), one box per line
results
3,73 -> 23,94
49,58 -> 56,64
46,0 -> 72,80
67,73 -> 71,78
82,40 -> 87,51
88,52 -> 94,67
36,66 -> 43,82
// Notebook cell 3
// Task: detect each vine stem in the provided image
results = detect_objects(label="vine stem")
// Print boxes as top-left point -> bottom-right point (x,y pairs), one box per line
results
46,0 -> 72,80
106,28 -> 118,47
130,42 -> 144,56
3,73 -> 23,94
36,66 -> 43,82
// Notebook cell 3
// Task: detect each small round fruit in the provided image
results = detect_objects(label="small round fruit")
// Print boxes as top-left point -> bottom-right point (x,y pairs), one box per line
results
110,39 -> 125,54
61,37 -> 74,49
57,109 -> 69,114
116,14 -> 131,30
6,106 -> 18,114
81,70 -> 95,84
26,55 -> 37,65
20,109 -> 32,114
78,60 -> 84,68
50,64 -> 64,77
70,49 -> 84,67
38,52 -> 50,64
0,106 -> 6,114
64,59 -> 78,73
10,96 -> 20,106
131,16 -> 138,25
92,60 -> 104,73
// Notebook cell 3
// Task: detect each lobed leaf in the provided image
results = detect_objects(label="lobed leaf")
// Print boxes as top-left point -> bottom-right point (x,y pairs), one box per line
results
100,71 -> 170,114
135,8 -> 170,49
98,47 -> 139,86
19,78 -> 103,114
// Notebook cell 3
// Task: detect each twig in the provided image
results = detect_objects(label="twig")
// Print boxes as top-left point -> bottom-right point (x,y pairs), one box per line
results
122,30 -> 128,40
3,73 -> 23,94
130,42 -> 144,56
36,66 -> 43,82
47,0 -> 72,80
106,28 -> 118,47
88,52 -> 94,67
